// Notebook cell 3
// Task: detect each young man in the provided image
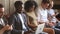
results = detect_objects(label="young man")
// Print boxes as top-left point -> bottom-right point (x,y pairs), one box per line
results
37,0 -> 50,24
8,1 -> 31,34
54,13 -> 60,34
0,4 -> 11,34
55,14 -> 60,29
36,0 -> 51,28
47,0 -> 56,28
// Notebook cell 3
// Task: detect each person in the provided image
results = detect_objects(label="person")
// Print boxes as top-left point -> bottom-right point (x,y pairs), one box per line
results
24,0 -> 38,30
47,0 -> 56,28
24,1 -> 38,34
52,13 -> 60,34
8,1 -> 31,34
37,0 -> 49,24
0,4 -> 11,34
55,13 -> 60,29
36,0 -> 55,34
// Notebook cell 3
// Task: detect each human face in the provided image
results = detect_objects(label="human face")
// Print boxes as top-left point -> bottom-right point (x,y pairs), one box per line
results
0,8 -> 4,18
29,5 -> 35,12
17,4 -> 23,13
41,3 -> 49,9
44,3 -> 49,9
50,1 -> 54,8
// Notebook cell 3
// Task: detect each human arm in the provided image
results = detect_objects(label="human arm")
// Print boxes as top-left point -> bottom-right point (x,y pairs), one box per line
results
8,15 -> 22,34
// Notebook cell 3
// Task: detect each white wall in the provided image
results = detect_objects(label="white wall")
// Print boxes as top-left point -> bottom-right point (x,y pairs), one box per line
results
35,0 -> 42,6
0,0 -> 41,15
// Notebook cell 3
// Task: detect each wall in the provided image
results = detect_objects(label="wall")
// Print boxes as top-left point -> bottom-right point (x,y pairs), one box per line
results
0,0 -> 42,15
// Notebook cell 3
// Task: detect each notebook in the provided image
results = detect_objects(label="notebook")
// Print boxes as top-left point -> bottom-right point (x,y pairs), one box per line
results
35,23 -> 45,34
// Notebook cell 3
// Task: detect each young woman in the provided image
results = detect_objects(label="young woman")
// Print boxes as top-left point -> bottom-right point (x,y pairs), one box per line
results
24,1 -> 38,31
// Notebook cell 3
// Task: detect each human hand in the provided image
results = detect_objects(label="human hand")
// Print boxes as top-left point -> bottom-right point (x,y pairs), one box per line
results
8,25 -> 13,30
3,24 -> 10,31
48,23 -> 54,27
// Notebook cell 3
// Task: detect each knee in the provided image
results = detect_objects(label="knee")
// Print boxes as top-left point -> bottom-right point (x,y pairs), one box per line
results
43,28 -> 55,34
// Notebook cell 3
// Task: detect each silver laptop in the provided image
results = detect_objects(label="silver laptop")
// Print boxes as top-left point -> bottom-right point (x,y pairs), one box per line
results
35,23 -> 45,34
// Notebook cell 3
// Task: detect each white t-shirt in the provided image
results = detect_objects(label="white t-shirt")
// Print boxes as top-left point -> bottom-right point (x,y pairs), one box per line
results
37,6 -> 49,23
48,9 -> 56,23
48,9 -> 55,16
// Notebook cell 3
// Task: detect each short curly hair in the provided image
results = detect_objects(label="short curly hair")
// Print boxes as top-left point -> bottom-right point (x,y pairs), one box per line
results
56,13 -> 60,18
24,1 -> 38,12
56,13 -> 60,20
14,1 -> 23,9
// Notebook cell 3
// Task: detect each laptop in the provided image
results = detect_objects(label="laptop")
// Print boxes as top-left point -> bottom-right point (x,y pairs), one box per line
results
35,23 -> 45,34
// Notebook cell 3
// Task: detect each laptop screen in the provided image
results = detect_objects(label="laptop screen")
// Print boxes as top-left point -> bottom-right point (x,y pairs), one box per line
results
35,23 -> 45,34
